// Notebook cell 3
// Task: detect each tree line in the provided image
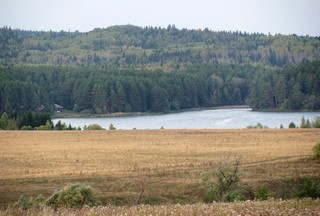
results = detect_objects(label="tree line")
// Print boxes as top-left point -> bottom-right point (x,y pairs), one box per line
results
0,63 -> 255,114
0,112 -> 52,130
0,61 -> 319,115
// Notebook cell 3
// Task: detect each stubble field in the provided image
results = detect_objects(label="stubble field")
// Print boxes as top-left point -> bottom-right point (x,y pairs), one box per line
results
0,129 -> 320,211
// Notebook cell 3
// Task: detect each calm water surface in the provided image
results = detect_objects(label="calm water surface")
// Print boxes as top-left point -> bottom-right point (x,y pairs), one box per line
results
53,108 -> 320,130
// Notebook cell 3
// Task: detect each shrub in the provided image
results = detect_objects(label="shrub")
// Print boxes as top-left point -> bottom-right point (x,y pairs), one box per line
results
55,120 -> 67,130
87,124 -> 104,130
33,194 -> 46,208
15,194 -> 45,210
15,195 -> 32,210
313,142 -> 320,160
20,125 -> 33,130
200,158 -> 242,202
203,187 -> 220,203
37,120 -> 53,130
295,177 -> 320,199
254,185 -> 274,200
288,122 -> 296,128
300,117 -> 310,128
14,184 -> 100,210
46,183 -> 101,209
312,117 -> 320,128
109,123 -> 116,130
247,123 -> 268,129
223,191 -> 245,202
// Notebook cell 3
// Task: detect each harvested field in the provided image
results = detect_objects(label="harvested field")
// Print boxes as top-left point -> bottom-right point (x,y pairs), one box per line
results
0,129 -> 319,207
2,199 -> 320,216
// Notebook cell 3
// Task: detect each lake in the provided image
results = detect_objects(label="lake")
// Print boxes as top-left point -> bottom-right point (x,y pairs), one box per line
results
52,108 -> 320,130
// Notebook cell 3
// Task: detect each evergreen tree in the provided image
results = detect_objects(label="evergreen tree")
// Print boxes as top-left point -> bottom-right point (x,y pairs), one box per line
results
0,112 -> 9,129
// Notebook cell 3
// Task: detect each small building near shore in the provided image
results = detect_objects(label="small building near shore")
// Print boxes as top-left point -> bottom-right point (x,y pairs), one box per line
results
54,104 -> 63,112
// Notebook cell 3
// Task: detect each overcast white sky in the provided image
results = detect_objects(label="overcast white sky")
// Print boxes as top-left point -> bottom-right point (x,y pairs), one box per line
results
0,0 -> 319,36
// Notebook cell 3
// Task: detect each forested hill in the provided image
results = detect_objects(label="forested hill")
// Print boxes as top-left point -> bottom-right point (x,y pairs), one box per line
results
0,25 -> 320,115
1,25 -> 320,68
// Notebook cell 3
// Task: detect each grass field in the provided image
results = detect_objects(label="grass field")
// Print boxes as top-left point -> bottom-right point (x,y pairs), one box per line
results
0,129 -> 319,209
2,199 -> 320,215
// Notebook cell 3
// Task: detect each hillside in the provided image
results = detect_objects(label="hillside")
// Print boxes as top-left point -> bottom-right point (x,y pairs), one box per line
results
1,25 -> 320,69
0,25 -> 320,115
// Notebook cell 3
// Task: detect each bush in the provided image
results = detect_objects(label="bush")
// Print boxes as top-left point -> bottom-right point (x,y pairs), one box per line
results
87,124 -> 104,130
300,117 -> 312,128
223,191 -> 245,202
15,184 -> 101,210
15,194 -> 45,210
313,142 -> 320,160
33,194 -> 46,208
203,187 -> 220,203
20,125 -> 33,130
254,185 -> 274,200
301,117 -> 320,128
200,158 -> 242,202
312,117 -> 320,128
288,122 -> 296,128
55,120 -> 67,130
46,183 -> 101,209
247,123 -> 268,129
15,195 -> 33,210
109,123 -> 116,130
37,120 -> 53,130
295,177 -> 320,199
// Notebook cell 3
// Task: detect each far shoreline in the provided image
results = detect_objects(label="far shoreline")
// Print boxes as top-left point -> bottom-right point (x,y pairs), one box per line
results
52,105 -> 251,119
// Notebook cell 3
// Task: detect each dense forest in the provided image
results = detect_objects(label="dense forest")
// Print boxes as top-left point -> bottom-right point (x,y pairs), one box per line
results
0,64 -> 256,114
1,25 -> 320,69
250,61 -> 320,111
0,25 -> 320,115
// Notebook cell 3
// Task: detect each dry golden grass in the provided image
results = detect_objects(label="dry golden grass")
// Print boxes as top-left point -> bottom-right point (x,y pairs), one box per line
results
2,199 -> 320,216
0,129 -> 319,207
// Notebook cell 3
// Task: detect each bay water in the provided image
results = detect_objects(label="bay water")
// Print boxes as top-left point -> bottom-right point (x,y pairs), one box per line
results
53,108 -> 320,130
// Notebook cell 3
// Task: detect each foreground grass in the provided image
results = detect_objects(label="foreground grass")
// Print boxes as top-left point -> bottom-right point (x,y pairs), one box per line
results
0,129 -> 319,207
1,199 -> 320,216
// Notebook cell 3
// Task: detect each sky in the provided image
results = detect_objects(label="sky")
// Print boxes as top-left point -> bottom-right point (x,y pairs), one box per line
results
0,0 -> 319,36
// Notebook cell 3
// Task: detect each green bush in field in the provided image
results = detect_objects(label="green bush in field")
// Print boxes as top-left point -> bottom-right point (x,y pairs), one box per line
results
223,191 -> 246,202
20,125 -> 33,130
300,117 -> 320,128
254,185 -> 274,200
300,117 -> 312,128
247,123 -> 268,129
109,123 -> 116,130
288,122 -> 296,128
87,124 -> 104,130
15,194 -> 46,210
312,117 -> 320,128
15,195 -> 32,210
37,120 -> 53,130
313,142 -> 320,160
33,194 -> 46,208
46,183 -> 101,209
15,184 -> 100,210
203,187 -> 220,203
200,158 -> 242,202
295,177 -> 320,199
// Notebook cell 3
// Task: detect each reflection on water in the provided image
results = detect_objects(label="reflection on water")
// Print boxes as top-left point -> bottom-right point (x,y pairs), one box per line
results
53,108 -> 320,130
